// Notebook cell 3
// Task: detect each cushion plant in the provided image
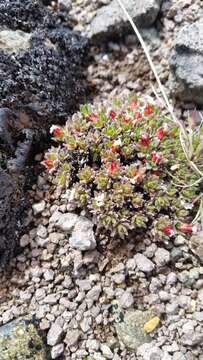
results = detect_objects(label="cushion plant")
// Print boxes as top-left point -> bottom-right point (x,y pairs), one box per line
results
43,95 -> 203,241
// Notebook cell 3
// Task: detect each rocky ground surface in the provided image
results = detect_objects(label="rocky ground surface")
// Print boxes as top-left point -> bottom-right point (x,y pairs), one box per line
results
0,0 -> 203,359
71,0 -> 203,108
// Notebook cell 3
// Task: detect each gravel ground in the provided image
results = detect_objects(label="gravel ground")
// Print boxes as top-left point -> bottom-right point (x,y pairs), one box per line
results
0,1 -> 203,360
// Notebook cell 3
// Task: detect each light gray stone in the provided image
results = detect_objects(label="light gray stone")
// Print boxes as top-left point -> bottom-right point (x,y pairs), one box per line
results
100,343 -> 114,359
112,273 -> 126,284
159,291 -> 170,302
86,339 -> 100,351
134,253 -> 155,273
174,235 -> 186,246
173,352 -> 186,360
36,225 -> 47,239
166,301 -> 179,315
44,269 -> 55,282
69,216 -> 96,251
87,285 -> 102,301
119,291 -> 134,309
20,234 -> 30,247
178,295 -> 190,309
137,343 -> 163,360
55,212 -> 79,233
32,200 -> 46,215
64,329 -> 81,347
166,272 -> 177,285
76,279 -> 92,291
47,323 -> 64,346
19,290 -> 32,301
180,321 -> 203,346
35,288 -> 46,301
43,294 -> 58,305
51,343 -> 64,359
0,30 -> 31,53
154,248 -> 170,267
80,317 -> 92,333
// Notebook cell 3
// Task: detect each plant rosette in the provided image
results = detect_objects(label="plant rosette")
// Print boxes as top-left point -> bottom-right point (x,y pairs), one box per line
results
43,95 -> 203,241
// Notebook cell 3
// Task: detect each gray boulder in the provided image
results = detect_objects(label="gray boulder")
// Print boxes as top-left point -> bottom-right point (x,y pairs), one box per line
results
170,19 -> 203,106
88,0 -> 162,43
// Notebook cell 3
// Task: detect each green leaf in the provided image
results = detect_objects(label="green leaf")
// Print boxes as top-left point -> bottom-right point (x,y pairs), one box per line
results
80,104 -> 91,117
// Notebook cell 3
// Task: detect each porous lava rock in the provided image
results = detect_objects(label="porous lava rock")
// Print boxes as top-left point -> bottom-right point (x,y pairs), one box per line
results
0,0 -> 87,265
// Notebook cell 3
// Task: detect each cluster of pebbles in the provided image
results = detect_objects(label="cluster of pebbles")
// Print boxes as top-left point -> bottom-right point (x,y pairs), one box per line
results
0,0 -> 203,359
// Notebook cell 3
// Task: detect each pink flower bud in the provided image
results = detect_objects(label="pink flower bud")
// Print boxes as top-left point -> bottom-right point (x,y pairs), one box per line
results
87,113 -> 98,122
131,100 -> 138,109
135,111 -> 142,119
107,160 -> 119,173
156,127 -> 165,140
123,116 -> 131,124
151,151 -> 162,164
144,104 -> 154,116
179,223 -> 193,234
109,110 -> 117,119
163,224 -> 175,236
42,159 -> 54,169
140,133 -> 151,147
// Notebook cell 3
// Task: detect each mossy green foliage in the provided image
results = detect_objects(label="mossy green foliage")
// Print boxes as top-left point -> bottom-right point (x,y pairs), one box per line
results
44,95 -> 203,240
0,320 -> 46,360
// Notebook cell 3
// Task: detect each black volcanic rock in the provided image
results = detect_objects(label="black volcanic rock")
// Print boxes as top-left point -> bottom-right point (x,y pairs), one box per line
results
0,0 -> 87,265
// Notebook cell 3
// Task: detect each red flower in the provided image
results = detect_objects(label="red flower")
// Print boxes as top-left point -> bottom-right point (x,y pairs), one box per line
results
87,113 -> 98,122
140,133 -> 151,147
151,151 -> 162,164
50,125 -> 63,137
123,116 -> 131,124
144,104 -> 154,116
135,112 -> 142,119
131,100 -> 138,109
43,159 -> 54,169
53,127 -> 62,137
107,160 -> 119,173
179,223 -> 193,234
156,127 -> 165,140
109,110 -> 117,119
163,224 -> 175,236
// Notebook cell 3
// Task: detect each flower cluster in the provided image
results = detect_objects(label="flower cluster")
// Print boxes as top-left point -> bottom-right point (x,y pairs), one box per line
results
43,96 -> 203,241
